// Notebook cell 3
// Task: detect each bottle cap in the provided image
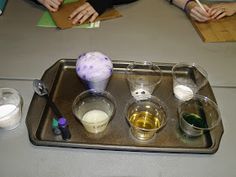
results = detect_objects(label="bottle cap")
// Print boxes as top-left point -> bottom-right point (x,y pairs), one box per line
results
58,117 -> 67,127
52,118 -> 58,128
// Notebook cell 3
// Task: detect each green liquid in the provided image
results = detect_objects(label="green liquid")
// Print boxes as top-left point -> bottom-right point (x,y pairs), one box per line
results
182,113 -> 207,128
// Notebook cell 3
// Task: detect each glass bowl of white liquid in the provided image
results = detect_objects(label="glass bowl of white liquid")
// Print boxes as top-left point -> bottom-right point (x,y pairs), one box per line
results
72,90 -> 116,134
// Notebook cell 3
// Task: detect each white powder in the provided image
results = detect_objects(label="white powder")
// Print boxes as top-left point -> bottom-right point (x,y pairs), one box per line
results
0,104 -> 21,130
0,104 -> 16,117
174,85 -> 194,101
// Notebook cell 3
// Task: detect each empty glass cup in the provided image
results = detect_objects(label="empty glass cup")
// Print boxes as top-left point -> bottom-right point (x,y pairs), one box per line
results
126,61 -> 162,98
178,94 -> 221,137
172,62 -> 208,101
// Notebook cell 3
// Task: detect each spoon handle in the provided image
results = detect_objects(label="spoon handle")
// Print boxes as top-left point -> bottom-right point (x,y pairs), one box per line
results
44,94 -> 62,119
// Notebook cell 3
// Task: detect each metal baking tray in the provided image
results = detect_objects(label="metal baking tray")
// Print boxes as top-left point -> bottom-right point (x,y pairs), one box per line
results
26,59 -> 224,153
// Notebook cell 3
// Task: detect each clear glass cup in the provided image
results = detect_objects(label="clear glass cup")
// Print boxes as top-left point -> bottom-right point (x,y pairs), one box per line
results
178,94 -> 221,137
172,62 -> 208,101
126,61 -> 162,98
0,88 -> 23,130
72,90 -> 116,134
125,95 -> 167,141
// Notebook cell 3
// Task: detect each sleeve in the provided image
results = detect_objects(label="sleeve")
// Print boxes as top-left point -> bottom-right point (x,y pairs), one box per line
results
113,0 -> 138,5
30,0 -> 41,5
86,0 -> 113,15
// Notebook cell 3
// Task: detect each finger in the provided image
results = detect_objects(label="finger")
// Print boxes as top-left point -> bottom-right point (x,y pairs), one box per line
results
211,9 -> 224,19
78,8 -> 95,24
203,4 -> 210,11
190,13 -> 208,22
51,0 -> 61,6
194,6 -> 210,17
89,12 -> 99,22
191,8 -> 210,21
45,4 -> 57,12
209,8 -> 218,15
79,13 -> 91,24
216,12 -> 226,19
72,12 -> 86,24
69,3 -> 89,19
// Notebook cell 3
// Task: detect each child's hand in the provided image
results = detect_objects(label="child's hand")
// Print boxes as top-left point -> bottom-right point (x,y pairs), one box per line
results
38,0 -> 63,12
209,3 -> 236,20
69,2 -> 99,24
186,1 -> 211,22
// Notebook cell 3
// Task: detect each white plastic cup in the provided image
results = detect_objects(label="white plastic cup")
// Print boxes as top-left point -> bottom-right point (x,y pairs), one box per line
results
0,88 -> 23,130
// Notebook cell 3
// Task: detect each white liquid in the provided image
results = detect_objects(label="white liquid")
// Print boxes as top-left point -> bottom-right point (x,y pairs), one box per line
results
174,85 -> 194,101
82,110 -> 109,133
0,104 -> 21,130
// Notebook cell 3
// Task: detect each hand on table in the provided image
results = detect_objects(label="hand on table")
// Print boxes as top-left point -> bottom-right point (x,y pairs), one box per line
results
38,0 -> 63,12
208,3 -> 236,20
69,2 -> 99,24
186,1 -> 211,22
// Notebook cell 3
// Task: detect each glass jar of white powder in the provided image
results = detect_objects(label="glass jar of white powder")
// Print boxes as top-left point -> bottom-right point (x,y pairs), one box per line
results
0,88 -> 23,130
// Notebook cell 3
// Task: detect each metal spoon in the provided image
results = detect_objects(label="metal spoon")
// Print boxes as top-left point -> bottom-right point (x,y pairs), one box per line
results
33,79 -> 71,140
33,79 -> 62,118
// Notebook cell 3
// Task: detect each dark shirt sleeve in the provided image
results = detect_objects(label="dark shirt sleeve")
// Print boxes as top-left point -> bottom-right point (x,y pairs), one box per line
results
30,0 -> 41,5
113,0 -> 138,5
87,0 -> 138,15
87,0 -> 113,15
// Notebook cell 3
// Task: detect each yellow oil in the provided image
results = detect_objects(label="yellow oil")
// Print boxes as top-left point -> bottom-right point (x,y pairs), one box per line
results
129,111 -> 161,129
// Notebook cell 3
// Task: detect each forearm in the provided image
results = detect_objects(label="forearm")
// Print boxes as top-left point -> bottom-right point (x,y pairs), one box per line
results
172,0 -> 188,9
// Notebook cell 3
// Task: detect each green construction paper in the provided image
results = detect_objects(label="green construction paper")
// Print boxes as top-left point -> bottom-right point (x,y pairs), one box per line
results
37,0 -> 100,28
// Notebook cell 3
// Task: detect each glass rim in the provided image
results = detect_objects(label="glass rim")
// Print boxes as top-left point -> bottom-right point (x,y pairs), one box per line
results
172,62 -> 208,84
178,94 -> 221,130
125,95 -> 168,131
72,89 -> 117,124
126,61 -> 163,86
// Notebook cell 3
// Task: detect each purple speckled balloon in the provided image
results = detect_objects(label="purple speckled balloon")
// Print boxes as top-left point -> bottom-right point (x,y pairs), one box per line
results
76,51 -> 113,82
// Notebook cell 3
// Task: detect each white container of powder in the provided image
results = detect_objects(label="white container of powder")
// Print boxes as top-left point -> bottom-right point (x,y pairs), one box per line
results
0,88 -> 22,130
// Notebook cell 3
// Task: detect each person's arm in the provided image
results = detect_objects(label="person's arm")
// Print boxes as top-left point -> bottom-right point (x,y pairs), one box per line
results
171,0 -> 211,22
69,0 -> 138,24
209,2 -> 236,20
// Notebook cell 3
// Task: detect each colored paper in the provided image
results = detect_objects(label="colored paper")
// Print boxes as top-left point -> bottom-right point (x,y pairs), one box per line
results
50,0 -> 122,29
37,0 -> 100,28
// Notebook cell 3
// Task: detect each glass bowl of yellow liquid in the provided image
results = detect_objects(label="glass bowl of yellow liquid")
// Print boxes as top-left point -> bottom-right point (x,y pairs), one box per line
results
72,90 -> 116,134
125,95 -> 168,141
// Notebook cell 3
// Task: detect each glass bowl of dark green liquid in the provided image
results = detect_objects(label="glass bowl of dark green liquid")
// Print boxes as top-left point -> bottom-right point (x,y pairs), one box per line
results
178,94 -> 221,137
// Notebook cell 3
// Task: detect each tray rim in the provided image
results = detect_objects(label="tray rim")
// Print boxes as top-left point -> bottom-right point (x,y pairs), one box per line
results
25,59 -> 224,154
